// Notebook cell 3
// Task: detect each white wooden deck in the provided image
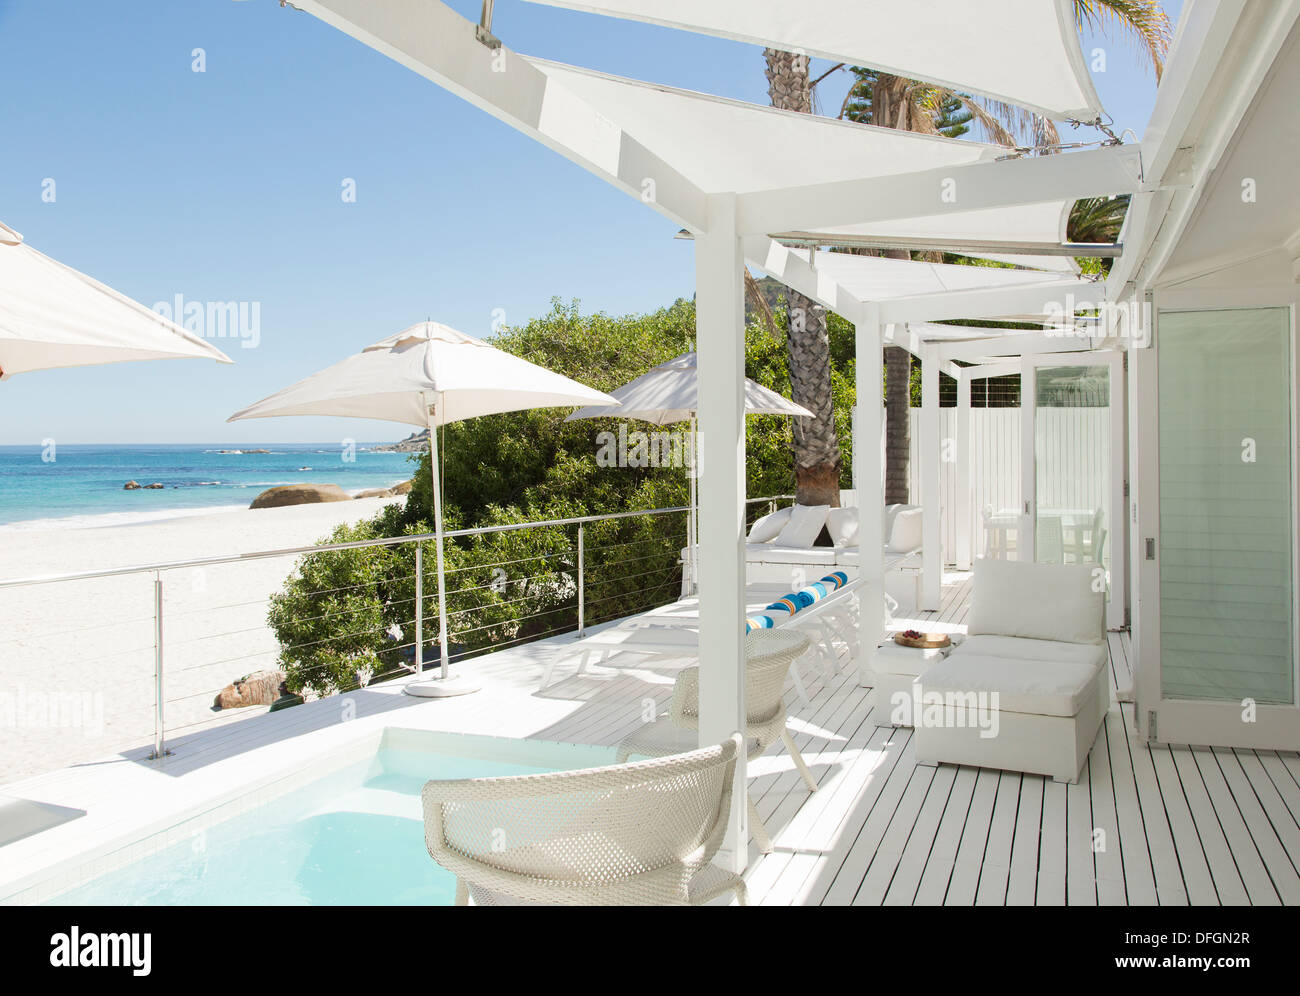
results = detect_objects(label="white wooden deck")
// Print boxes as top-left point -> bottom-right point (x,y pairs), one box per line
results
5,570 -> 1299,905
533,572 -> 1300,906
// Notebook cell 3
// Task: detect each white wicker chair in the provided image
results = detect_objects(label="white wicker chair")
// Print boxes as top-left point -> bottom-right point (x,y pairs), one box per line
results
617,629 -> 817,854
421,734 -> 746,906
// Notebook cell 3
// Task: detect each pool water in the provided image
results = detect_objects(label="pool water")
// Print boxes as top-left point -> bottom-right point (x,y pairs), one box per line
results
48,740 -> 612,906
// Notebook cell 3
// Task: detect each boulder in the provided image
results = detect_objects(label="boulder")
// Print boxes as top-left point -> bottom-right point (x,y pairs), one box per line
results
123,480 -> 141,490
249,483 -> 351,509
391,479 -> 414,496
213,670 -> 286,710
144,482 -> 164,489
354,487 -> 393,499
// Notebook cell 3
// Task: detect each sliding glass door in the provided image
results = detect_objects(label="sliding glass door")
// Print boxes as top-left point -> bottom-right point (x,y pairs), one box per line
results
1152,307 -> 1296,745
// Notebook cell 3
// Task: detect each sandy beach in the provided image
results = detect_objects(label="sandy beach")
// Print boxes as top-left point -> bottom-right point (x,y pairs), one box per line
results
0,496 -> 406,785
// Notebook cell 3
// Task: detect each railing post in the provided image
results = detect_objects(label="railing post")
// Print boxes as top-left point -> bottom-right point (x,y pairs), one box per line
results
576,524 -> 585,637
150,571 -> 170,759
414,543 -> 424,674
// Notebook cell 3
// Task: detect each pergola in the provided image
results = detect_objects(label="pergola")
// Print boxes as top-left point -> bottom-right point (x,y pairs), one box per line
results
289,0 -> 1151,867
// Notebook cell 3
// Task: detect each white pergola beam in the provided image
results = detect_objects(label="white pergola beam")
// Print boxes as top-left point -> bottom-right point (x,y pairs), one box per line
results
296,0 -> 708,231
737,145 -> 1144,236
937,333 -> 1095,362
854,307 -> 886,681
919,343 -> 942,610
742,238 -> 867,323
878,279 -> 1098,325
955,369 -> 973,570
694,193 -> 748,872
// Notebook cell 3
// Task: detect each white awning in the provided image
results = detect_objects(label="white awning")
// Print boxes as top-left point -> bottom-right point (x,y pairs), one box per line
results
522,0 -> 1103,120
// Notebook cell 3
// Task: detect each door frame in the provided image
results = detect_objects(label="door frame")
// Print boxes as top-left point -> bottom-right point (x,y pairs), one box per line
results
1135,289 -> 1299,749
1019,349 -> 1127,629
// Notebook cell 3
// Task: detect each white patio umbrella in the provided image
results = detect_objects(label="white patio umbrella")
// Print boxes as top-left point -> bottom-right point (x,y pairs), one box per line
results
228,321 -> 619,696
566,351 -> 812,592
0,221 -> 232,378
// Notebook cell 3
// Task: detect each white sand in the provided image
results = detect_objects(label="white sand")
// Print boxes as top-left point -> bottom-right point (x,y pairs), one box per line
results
0,496 -> 406,785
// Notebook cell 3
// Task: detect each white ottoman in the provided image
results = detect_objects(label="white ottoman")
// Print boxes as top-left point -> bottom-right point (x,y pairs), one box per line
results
863,638 -> 955,727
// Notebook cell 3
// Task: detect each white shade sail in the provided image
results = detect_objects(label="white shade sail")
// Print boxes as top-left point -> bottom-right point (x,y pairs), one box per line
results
227,321 -> 618,428
566,351 -> 813,425
0,221 -> 233,380
805,201 -> 1079,273
522,0 -> 1103,120
788,248 -> 1078,302
529,59 -> 1003,194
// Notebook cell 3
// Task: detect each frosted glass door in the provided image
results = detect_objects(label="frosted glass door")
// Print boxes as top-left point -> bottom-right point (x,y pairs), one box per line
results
1158,308 -> 1294,705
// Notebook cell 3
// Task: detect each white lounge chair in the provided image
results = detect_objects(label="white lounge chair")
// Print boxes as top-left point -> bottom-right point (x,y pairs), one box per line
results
540,576 -> 860,695
421,734 -> 746,906
617,629 -> 818,855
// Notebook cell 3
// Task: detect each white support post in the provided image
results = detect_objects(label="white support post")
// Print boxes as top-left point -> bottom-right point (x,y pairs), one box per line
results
855,309 -> 886,681
955,368 -> 973,570
695,193 -> 748,873
920,342 -> 942,610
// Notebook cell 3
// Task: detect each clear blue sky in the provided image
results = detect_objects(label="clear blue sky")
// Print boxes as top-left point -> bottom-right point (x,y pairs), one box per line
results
0,0 -> 1180,444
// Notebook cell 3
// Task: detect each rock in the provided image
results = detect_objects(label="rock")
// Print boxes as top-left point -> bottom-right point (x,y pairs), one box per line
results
354,488 -> 393,499
123,480 -> 141,490
249,483 -> 351,509
369,430 -> 429,453
144,482 -> 164,489
213,670 -> 285,710
391,479 -> 414,495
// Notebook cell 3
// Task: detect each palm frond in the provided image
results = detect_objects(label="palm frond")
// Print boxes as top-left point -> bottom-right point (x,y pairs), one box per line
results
1076,0 -> 1173,80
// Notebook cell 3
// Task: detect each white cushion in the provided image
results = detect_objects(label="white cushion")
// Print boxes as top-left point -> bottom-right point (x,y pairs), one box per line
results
885,507 -> 923,554
958,635 -> 1106,672
745,544 -> 836,566
747,506 -> 793,543
919,652 -> 1100,718
967,558 -> 1104,645
825,507 -> 859,547
775,503 -> 830,548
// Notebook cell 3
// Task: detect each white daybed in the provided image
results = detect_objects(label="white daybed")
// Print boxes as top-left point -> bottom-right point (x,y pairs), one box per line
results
907,558 -> 1108,784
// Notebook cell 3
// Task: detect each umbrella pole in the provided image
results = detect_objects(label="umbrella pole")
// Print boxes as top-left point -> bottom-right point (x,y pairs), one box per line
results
429,416 -> 451,680
406,395 -> 478,698
689,415 -> 698,595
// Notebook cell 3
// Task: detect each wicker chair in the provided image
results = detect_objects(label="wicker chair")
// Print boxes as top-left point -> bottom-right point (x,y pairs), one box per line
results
421,734 -> 746,906
617,629 -> 817,854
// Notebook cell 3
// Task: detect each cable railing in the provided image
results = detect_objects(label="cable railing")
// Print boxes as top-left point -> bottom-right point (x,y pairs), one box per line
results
0,495 -> 792,773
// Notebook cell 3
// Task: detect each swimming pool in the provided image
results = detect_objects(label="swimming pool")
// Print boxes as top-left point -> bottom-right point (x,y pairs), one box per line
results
44,730 -> 615,906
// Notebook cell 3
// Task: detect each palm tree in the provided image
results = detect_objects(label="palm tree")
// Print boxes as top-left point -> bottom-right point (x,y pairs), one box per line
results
764,0 -> 1170,508
763,49 -> 842,507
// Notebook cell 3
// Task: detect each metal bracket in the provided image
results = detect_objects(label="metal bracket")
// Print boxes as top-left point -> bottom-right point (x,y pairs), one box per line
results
476,0 -> 502,49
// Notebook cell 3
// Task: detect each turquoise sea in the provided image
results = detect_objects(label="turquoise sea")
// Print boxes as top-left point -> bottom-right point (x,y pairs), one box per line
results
0,443 -> 417,529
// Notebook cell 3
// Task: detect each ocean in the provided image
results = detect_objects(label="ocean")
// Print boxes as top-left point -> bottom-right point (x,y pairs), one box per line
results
0,443 -> 418,529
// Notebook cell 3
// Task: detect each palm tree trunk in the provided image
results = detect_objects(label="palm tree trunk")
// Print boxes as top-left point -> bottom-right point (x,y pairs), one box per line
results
765,48 -> 841,507
884,345 -> 911,504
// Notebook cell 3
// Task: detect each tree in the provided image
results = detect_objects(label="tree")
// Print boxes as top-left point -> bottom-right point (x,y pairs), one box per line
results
763,49 -> 842,507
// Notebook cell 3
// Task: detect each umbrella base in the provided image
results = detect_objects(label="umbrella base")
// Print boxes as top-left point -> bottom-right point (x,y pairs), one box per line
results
403,674 -> 481,698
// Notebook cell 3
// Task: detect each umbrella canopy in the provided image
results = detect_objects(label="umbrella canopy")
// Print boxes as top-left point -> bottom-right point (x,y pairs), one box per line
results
228,320 -> 618,696
565,351 -> 813,424
0,221 -> 232,380
229,321 -> 616,426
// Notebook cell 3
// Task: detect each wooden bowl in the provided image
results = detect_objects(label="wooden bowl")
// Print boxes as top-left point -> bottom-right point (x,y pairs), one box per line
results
893,632 -> 951,650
